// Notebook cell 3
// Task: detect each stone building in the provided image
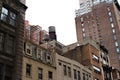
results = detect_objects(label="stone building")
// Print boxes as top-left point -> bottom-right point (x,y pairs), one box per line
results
56,53 -> 93,80
22,39 -> 56,80
0,0 -> 27,80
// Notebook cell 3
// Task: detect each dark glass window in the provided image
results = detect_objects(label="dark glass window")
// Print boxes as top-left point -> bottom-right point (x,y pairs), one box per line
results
48,71 -> 52,80
83,73 -> 85,80
1,7 -> 17,26
5,65 -> 13,80
0,63 -> 3,80
78,71 -> 81,80
0,32 -> 4,51
38,68 -> 42,80
74,69 -> 77,79
68,67 -> 71,77
26,64 -> 31,76
9,11 -> 16,26
63,65 -> 67,76
6,36 -> 14,54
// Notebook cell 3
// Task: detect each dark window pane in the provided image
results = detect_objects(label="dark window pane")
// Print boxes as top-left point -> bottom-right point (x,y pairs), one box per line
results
74,69 -> 77,79
0,32 -> 4,51
7,36 -> 14,54
68,67 -> 71,77
63,65 -> 67,76
38,68 -> 42,80
5,65 -> 13,77
26,64 -> 31,76
48,71 -> 52,79
78,71 -> 80,80
9,12 -> 16,26
0,63 -> 3,80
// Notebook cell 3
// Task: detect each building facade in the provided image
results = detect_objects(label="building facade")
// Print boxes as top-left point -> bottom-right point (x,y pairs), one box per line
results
22,39 -> 56,80
0,0 -> 27,80
75,0 -> 120,69
63,40 -> 113,80
56,53 -> 93,80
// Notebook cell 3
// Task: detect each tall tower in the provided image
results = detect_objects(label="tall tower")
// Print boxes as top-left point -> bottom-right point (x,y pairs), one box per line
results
75,0 -> 120,70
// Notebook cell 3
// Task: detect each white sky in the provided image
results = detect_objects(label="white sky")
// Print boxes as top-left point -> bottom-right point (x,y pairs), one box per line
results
25,0 -> 79,45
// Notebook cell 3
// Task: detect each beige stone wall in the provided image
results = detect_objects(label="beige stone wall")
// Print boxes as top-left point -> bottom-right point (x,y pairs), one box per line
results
56,53 -> 93,80
22,57 -> 56,80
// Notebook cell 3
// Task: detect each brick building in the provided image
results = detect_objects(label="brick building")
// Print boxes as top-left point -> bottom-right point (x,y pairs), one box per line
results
0,0 -> 27,80
75,0 -> 120,70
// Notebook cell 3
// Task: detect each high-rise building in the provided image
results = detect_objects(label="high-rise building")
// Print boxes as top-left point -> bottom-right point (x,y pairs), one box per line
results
75,0 -> 120,69
0,0 -> 27,80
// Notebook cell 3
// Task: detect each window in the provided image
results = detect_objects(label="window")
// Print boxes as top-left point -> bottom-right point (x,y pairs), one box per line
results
68,67 -> 71,77
111,23 -> 114,28
1,7 -> 8,21
81,23 -> 84,27
80,17 -> 84,22
107,7 -> 110,11
74,69 -> 77,79
32,45 -> 37,58
38,49 -> 42,60
112,29 -> 116,34
63,65 -> 67,76
1,6 -> 17,26
80,3 -> 85,8
109,17 -> 113,22
82,28 -> 85,32
83,33 -> 86,37
108,12 -> 112,16
114,35 -> 117,40
0,32 -> 4,51
93,66 -> 101,74
5,65 -> 13,80
92,54 -> 99,62
115,42 -> 119,47
78,71 -> 80,80
47,53 -> 52,64
83,73 -> 85,80
86,74 -> 89,80
101,0 -> 105,2
6,36 -> 14,54
42,50 -> 46,63
26,44 -> 31,55
93,0 -> 100,5
48,71 -> 52,80
116,48 -> 120,53
9,11 -> 16,26
38,68 -> 42,80
26,64 -> 31,76
0,63 -> 3,80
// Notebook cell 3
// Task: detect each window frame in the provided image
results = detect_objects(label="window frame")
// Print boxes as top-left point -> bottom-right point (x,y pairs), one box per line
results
1,6 -> 17,26
38,68 -> 43,80
26,64 -> 31,77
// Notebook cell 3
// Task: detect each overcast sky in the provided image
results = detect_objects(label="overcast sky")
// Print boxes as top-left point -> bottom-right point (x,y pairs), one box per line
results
25,0 -> 79,45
